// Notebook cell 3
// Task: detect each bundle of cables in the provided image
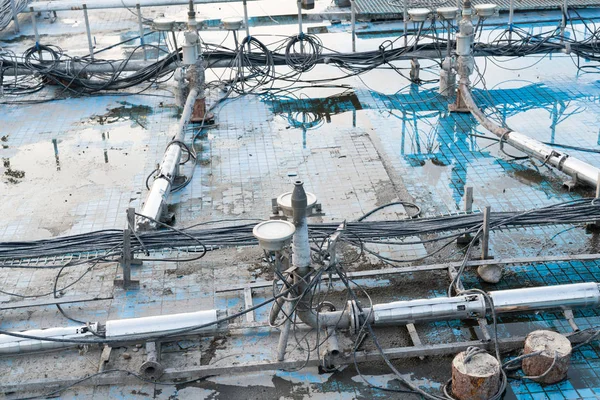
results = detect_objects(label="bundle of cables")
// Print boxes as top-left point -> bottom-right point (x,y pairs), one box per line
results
0,0 -> 26,31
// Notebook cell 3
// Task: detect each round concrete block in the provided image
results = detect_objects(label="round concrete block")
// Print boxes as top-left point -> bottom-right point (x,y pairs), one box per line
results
522,330 -> 572,384
451,350 -> 501,400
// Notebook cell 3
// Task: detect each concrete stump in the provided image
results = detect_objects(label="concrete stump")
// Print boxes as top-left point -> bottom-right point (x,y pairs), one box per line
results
522,330 -> 572,384
451,350 -> 501,400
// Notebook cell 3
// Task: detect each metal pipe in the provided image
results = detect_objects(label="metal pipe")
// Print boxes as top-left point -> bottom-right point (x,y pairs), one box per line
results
0,324 -> 99,355
489,282 -> 600,313
83,4 -> 94,60
106,309 -> 219,339
0,309 -> 221,355
243,0 -> 250,39
276,297 -> 295,361
138,87 -> 199,229
372,294 -> 487,326
10,0 -> 20,32
458,84 -> 600,188
136,4 -> 147,61
139,341 -> 164,379
351,0 -> 356,52
508,0 -> 514,41
297,0 -> 302,35
371,282 -> 600,327
30,8 -> 41,60
481,205 -> 491,259
29,0 -> 246,12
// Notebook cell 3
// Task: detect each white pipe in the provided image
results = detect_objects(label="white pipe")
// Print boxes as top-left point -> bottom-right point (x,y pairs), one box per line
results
29,0 -> 245,12
137,87 -> 199,229
106,309 -> 219,339
0,309 -> 220,355
0,324 -> 98,355
459,84 -> 600,188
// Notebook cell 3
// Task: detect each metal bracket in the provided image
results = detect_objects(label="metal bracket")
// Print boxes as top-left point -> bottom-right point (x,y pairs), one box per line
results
98,345 -> 112,373
449,87 -> 470,113
477,318 -> 492,342
563,309 -> 580,332
406,323 -> 425,360
326,220 -> 347,268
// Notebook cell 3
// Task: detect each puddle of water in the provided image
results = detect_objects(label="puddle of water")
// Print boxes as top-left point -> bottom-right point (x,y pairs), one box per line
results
0,123 -> 152,237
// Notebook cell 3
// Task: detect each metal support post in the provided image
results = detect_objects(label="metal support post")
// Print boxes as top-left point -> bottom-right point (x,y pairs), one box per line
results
481,205 -> 491,260
136,4 -> 147,61
10,0 -> 20,33
457,187 -> 475,244
243,0 -> 250,39
508,0 -> 514,42
297,0 -> 303,34
403,1 -> 408,47
276,296 -> 295,361
561,0 -> 568,42
30,8 -> 42,59
350,0 -> 356,52
83,5 -> 94,60
115,208 -> 140,289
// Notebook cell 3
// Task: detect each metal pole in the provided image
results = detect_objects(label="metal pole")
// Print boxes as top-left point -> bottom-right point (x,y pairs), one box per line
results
171,31 -> 180,63
10,0 -> 20,33
243,0 -> 250,39
508,0 -> 514,42
350,0 -> 356,52
136,4 -> 147,61
83,5 -> 94,60
122,209 -> 133,286
596,172 -> 600,199
30,7 -> 43,60
297,0 -> 302,35
403,0 -> 408,47
482,206 -> 491,260
464,186 -> 473,213
561,0 -> 568,41
276,297 -> 294,361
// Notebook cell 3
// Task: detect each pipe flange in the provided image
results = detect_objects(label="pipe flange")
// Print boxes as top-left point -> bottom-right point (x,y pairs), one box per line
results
139,360 -> 165,380
347,300 -> 360,334
317,301 -> 336,313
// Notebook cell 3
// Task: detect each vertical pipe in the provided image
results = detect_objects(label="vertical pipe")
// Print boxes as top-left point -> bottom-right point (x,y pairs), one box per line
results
171,31 -> 180,62
30,7 -> 40,53
10,0 -> 20,33
136,4 -> 147,61
508,0 -> 514,42
276,298 -> 295,361
447,21 -> 452,58
596,172 -> 600,199
403,1 -> 408,47
482,206 -> 491,260
243,0 -> 250,39
351,0 -> 356,52
30,7 -> 44,61
291,181 -> 310,270
561,0 -> 568,41
297,0 -> 303,35
83,5 -> 94,60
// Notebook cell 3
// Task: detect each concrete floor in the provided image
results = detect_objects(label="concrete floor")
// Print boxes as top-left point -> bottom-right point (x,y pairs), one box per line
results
1,2 -> 600,399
